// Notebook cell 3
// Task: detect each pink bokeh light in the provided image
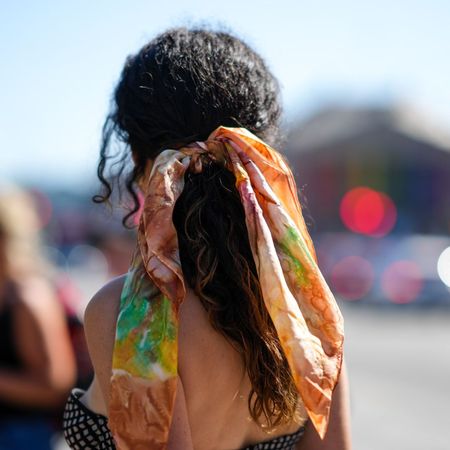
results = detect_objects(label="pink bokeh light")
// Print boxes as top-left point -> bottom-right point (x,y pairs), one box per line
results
381,260 -> 423,304
331,255 -> 375,301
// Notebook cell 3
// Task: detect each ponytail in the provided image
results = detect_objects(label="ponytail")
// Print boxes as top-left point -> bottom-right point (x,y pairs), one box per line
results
172,160 -> 299,428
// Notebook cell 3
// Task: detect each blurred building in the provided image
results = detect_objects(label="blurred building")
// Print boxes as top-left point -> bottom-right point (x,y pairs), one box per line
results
285,105 -> 450,235
285,105 -> 450,305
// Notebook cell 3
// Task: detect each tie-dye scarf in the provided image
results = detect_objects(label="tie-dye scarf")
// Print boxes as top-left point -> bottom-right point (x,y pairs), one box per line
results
109,127 -> 344,449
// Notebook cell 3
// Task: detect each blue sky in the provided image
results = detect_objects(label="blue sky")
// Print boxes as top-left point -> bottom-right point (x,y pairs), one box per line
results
1,0 -> 449,188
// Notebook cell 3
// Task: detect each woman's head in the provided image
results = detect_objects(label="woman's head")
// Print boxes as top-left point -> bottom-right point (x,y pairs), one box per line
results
96,27 -> 282,221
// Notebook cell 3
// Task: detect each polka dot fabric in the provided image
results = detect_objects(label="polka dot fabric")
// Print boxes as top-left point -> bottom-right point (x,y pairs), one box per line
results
242,427 -> 305,450
63,389 -> 115,449
63,389 -> 304,450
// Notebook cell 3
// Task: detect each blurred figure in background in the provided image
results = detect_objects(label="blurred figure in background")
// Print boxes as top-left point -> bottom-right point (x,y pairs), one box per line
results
0,186 -> 76,450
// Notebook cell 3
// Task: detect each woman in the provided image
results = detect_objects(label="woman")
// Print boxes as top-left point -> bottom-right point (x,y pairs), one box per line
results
64,28 -> 351,450
0,186 -> 76,450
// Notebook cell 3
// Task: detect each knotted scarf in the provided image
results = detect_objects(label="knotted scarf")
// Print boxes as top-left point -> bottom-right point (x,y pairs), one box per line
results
109,127 -> 344,449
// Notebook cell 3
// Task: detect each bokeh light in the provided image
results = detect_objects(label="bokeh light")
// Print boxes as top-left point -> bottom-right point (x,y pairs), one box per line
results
43,245 -> 67,269
381,260 -> 423,304
67,245 -> 109,277
67,244 -> 109,304
340,186 -> 397,237
437,246 -> 450,288
331,255 -> 374,301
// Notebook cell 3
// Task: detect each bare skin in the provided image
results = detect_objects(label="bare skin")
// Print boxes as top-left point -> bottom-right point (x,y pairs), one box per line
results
83,276 -> 351,450
0,276 -> 76,409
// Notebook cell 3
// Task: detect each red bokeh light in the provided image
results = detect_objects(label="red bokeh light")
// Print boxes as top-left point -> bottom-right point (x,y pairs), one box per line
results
330,255 -> 374,301
340,186 -> 397,237
381,260 -> 423,304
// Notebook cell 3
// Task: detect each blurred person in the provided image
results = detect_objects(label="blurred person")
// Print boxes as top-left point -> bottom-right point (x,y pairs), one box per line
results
0,186 -> 76,450
55,273 -> 94,391
63,28 -> 351,450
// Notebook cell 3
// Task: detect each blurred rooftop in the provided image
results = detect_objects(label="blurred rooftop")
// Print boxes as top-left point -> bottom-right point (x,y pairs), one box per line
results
286,105 -> 450,155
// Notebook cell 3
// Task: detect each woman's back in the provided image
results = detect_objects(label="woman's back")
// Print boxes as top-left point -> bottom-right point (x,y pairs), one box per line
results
178,288 -> 307,449
83,277 -> 306,450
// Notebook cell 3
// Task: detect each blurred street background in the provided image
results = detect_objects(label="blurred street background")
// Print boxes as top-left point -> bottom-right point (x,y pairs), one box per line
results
1,1 -> 449,449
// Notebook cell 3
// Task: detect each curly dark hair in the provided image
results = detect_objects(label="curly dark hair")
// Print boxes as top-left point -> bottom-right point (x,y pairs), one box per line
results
95,27 -> 281,220
95,27 -> 300,428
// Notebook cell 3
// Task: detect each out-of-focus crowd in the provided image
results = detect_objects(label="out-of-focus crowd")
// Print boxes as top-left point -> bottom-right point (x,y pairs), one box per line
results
0,185 -> 134,449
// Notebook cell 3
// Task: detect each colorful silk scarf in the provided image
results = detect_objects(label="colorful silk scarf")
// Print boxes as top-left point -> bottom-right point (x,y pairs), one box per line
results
109,127 -> 344,449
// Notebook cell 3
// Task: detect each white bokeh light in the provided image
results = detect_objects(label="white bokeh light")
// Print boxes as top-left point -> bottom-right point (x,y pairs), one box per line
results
437,246 -> 450,288
67,244 -> 109,310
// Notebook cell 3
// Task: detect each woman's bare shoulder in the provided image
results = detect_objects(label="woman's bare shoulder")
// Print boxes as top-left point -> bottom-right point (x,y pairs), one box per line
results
84,274 -> 126,357
84,275 -> 126,331
83,275 -> 126,410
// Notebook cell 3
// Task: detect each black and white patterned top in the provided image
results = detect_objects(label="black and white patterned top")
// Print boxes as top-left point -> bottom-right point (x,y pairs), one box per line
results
241,427 -> 304,450
63,389 -> 115,449
63,389 -> 305,450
